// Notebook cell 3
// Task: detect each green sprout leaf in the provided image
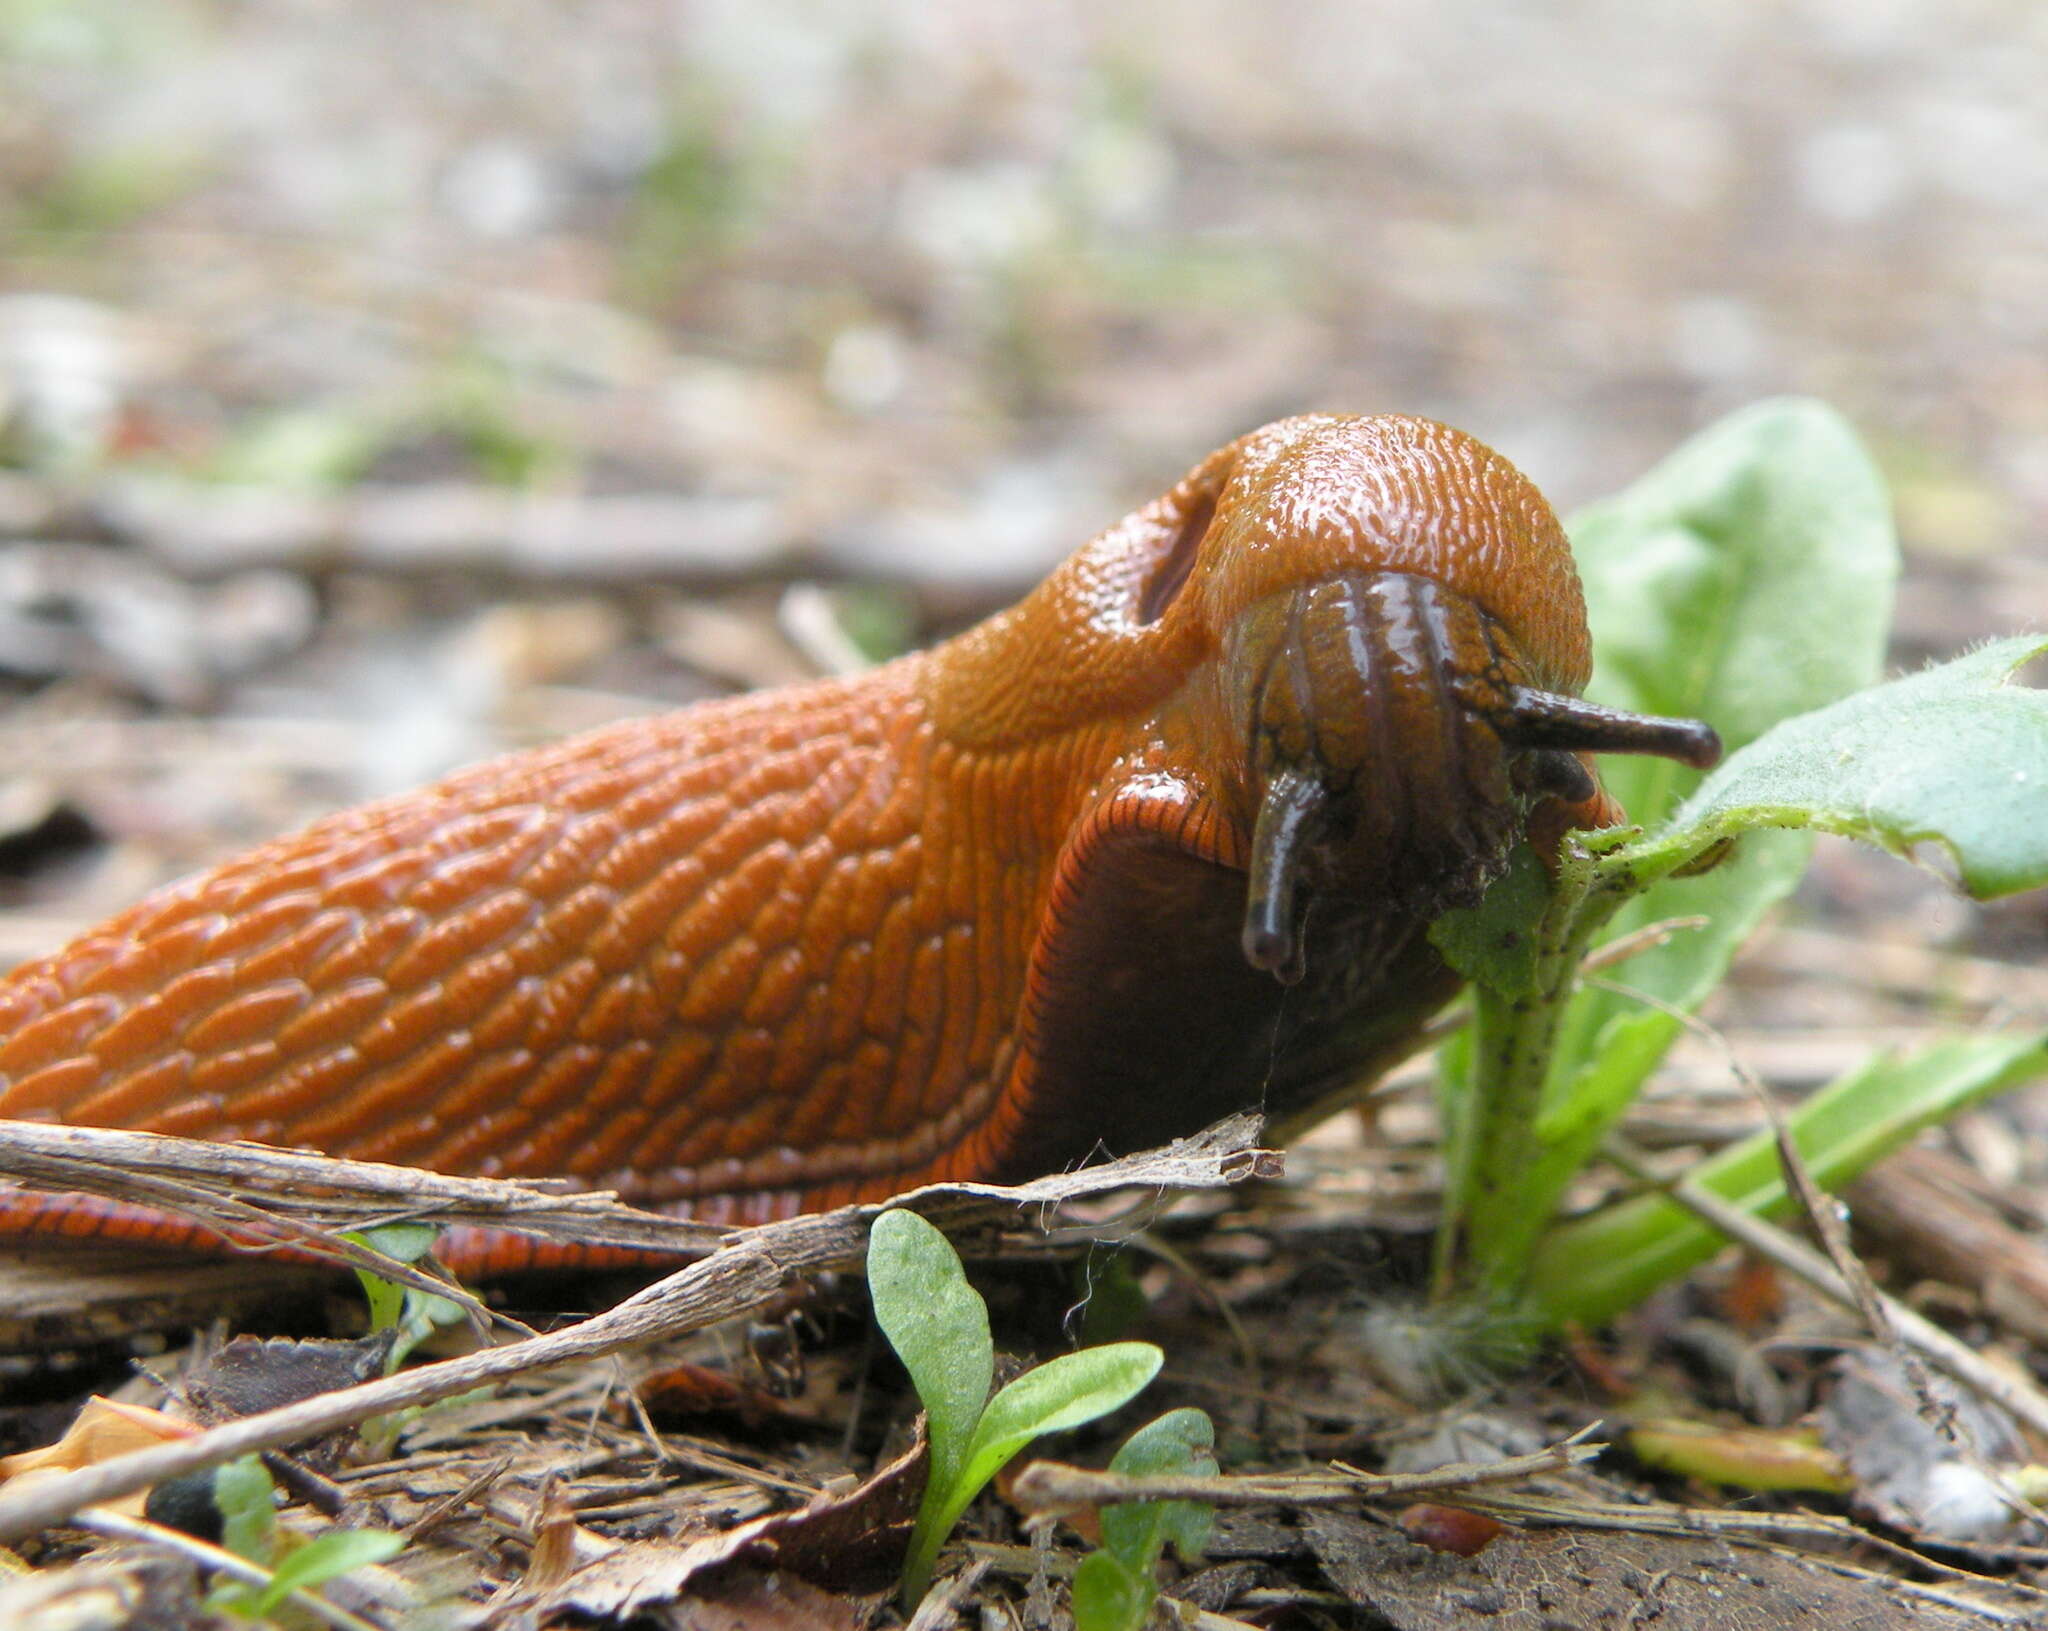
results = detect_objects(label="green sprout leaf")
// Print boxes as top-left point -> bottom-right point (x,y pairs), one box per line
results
1098,1408 -> 1215,1576
343,1221 -> 465,1373
1072,1553 -> 1154,1631
869,1210 -> 1164,1607
212,1456 -> 277,1565
1640,637 -> 2048,900
207,1452 -> 405,1621
867,1209 -> 995,1515
248,1529 -> 405,1615
954,1342 -> 1163,1513
211,1528 -> 406,1620
1074,1408 -> 1217,1631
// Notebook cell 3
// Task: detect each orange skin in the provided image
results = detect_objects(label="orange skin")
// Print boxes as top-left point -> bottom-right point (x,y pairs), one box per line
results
0,415 -> 1713,1273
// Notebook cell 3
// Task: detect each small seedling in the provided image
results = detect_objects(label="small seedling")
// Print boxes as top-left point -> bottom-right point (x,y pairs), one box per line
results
342,1222 -> 471,1460
207,1455 -> 405,1622
866,1208 -> 1164,1607
343,1221 -> 467,1373
1071,1408 -> 1217,1631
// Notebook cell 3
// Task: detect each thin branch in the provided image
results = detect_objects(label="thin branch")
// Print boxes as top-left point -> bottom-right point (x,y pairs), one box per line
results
1009,1428 -> 1600,1515
70,1508 -> 389,1631
0,1119 -> 723,1254
0,1116 -> 1277,1542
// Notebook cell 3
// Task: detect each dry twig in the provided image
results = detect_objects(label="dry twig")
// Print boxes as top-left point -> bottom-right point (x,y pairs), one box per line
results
0,1116 -> 1277,1542
1010,1427 -> 1600,1516
0,1121 -> 722,1250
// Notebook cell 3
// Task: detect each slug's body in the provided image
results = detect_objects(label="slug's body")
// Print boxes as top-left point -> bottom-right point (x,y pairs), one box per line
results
0,416 -> 1716,1271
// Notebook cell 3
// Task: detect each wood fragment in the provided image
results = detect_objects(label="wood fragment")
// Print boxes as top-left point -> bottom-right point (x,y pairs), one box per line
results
0,1120 -> 724,1256
1850,1147 -> 2048,1349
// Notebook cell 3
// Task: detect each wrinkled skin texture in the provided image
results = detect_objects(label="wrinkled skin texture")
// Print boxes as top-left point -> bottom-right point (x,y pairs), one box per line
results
0,415 -> 1645,1271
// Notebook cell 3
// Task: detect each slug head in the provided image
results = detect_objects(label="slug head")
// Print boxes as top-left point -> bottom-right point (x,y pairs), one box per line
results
1159,416 -> 1719,984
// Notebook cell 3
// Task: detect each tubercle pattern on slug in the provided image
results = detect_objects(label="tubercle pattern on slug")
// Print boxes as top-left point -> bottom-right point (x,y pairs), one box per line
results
921,468 -> 1227,750
0,669 -> 1009,1217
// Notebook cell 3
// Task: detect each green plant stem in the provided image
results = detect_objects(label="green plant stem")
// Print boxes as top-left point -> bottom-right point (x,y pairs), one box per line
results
1431,986 -> 1553,1304
1431,852 -> 1615,1305
902,1519 -> 949,1612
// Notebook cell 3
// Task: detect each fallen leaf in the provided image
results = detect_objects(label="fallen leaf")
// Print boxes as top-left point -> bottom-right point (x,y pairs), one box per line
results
533,1435 -> 925,1617
0,1399 -> 198,1517
1629,1418 -> 1852,1494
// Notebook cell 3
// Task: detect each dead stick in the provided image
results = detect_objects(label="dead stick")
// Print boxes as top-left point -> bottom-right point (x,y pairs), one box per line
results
1011,1433 -> 1599,1515
0,1119 -> 1276,1541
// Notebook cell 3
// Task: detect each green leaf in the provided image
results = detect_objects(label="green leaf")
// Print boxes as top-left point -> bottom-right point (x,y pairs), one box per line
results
1431,843 -> 1549,997
1072,1550 -> 1152,1631
1539,400 -> 1897,1190
1072,1550 -> 1153,1631
1573,396 -> 1898,821
867,1209 -> 993,1501
958,1342 -> 1163,1505
1072,1408 -> 1217,1631
343,1222 -> 465,1371
1650,637 -> 2048,900
354,1271 -> 404,1337
212,1456 -> 276,1565
348,1221 -> 442,1264
870,1209 -> 1000,1607
1528,1032 -> 2048,1328
902,1341 -> 1162,1606
246,1529 -> 406,1615
343,1226 -> 421,1335
1100,1407 -> 1216,1569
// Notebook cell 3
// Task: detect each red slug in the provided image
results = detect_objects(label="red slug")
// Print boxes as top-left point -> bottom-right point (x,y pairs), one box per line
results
0,415 -> 1717,1272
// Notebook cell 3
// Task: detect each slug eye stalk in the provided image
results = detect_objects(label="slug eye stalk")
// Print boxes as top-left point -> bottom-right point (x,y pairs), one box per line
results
1242,766 -> 1327,984
1498,687 -> 1724,771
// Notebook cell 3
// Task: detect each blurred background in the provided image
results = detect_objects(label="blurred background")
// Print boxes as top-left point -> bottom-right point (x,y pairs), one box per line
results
0,0 -> 2042,981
